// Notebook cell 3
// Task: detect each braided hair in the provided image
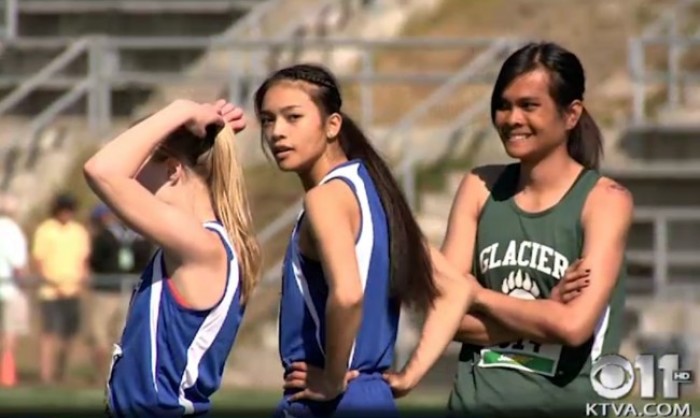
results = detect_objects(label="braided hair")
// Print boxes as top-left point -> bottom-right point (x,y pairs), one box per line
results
254,63 -> 440,312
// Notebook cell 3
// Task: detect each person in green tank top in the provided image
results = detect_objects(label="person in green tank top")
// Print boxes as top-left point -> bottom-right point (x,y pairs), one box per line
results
432,42 -> 633,417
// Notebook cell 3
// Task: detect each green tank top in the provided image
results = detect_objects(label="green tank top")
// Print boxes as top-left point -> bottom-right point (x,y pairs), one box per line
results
448,163 -> 626,418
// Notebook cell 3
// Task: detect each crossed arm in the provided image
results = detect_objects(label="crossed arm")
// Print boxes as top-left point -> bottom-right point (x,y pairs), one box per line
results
443,170 -> 633,347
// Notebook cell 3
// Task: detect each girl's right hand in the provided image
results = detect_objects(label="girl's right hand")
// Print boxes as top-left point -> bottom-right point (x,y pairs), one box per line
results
284,362 -> 359,402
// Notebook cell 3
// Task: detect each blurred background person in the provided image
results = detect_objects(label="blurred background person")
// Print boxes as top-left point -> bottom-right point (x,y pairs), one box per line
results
0,192 -> 30,387
32,193 -> 90,384
87,202 -> 153,383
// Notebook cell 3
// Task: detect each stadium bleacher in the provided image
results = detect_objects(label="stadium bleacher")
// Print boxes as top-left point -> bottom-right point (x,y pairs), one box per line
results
0,0 -> 261,116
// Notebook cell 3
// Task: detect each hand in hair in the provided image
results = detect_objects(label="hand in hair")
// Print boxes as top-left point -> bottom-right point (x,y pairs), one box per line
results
213,99 -> 246,133
178,100 -> 225,138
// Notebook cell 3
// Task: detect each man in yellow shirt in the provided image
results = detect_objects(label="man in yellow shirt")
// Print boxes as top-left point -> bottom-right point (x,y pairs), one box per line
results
32,193 -> 90,384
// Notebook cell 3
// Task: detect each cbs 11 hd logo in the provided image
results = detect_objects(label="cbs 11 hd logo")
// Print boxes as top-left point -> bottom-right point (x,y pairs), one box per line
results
591,354 -> 694,400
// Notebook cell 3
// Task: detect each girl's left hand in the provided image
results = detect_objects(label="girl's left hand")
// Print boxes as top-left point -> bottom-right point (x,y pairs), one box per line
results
382,370 -> 415,399
213,99 -> 246,133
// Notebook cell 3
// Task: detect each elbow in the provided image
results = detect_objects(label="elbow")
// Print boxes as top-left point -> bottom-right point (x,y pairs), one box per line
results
436,272 -> 473,311
83,158 -> 103,184
83,156 -> 116,185
553,320 -> 594,347
329,288 -> 364,311
83,158 -> 116,194
441,279 -> 471,309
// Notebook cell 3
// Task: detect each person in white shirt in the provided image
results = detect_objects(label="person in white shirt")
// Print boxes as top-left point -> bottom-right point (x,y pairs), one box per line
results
0,192 -> 30,386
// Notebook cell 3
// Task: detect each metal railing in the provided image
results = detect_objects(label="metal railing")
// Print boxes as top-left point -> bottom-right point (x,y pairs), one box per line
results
0,0 -> 293,189
0,0 -> 513,286
629,207 -> 700,297
0,0 -> 291,131
0,0 -> 381,188
0,0 -> 17,40
0,33 -> 517,288
0,35 -> 509,180
17,0 -> 261,12
226,0 -> 377,105
629,0 -> 700,124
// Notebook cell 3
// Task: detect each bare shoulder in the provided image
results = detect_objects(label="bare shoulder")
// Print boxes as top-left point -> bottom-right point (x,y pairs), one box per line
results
457,164 -> 510,209
585,176 -> 634,221
591,176 -> 634,209
303,180 -> 357,217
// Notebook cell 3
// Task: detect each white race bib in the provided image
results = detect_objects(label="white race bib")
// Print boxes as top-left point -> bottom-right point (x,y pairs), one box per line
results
477,339 -> 562,377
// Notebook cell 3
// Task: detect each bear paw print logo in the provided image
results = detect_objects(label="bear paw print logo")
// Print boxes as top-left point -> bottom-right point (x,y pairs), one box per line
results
501,269 -> 540,300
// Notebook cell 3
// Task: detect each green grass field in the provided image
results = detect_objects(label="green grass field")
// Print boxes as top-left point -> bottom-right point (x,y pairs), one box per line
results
3,386 -> 700,417
0,386 -> 448,413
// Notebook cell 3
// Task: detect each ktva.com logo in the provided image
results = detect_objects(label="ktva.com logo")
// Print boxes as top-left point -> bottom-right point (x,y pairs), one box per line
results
587,354 -> 694,417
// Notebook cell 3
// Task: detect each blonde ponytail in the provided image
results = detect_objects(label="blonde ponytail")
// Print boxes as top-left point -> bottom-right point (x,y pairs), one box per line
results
209,126 -> 262,305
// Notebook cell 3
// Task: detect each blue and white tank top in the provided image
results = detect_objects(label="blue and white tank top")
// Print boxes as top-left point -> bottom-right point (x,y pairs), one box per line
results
107,221 -> 244,417
278,159 -> 399,375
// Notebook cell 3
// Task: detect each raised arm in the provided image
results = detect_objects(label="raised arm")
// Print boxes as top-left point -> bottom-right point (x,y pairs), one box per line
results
297,181 -> 364,400
472,179 -> 633,346
83,100 -> 224,267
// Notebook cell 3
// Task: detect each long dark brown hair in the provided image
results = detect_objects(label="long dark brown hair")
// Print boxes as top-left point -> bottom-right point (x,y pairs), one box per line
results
253,64 -> 440,312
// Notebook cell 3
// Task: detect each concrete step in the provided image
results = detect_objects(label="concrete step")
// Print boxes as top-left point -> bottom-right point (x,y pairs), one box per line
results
17,2 -> 247,37
2,116 -> 131,221
367,123 -> 480,168
7,134 -> 78,218
137,0 -> 325,116
628,214 -> 700,251
616,124 -> 700,163
227,122 -> 484,170
464,125 -> 629,169
286,0 -> 443,71
0,2 -> 257,115
628,250 -> 700,267
656,107 -> 700,127
0,84 -> 153,117
602,165 -> 700,207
